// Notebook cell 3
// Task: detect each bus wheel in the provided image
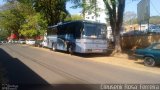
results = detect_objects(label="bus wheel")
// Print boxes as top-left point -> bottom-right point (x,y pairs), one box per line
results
68,45 -> 74,55
42,45 -> 44,48
52,44 -> 56,51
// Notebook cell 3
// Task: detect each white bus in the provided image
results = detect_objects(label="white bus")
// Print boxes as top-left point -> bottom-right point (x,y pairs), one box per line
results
47,20 -> 108,54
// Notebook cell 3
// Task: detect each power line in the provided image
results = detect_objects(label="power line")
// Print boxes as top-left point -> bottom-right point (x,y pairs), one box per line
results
150,0 -> 160,15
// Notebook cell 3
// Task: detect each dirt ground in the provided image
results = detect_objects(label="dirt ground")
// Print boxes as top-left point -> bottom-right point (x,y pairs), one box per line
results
86,54 -> 160,75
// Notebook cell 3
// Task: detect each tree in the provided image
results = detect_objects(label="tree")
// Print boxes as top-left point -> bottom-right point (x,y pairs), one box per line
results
149,16 -> 160,24
0,0 -> 47,39
0,2 -> 25,39
19,13 -> 47,38
0,29 -> 9,41
70,0 -> 99,19
70,0 -> 86,17
124,11 -> 137,25
33,0 -> 69,25
64,14 -> 83,21
103,0 -> 125,53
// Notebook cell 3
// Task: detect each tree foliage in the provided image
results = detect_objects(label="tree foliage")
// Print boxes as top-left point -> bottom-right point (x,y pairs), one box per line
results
19,13 -> 47,38
0,0 -> 47,39
70,0 -> 100,19
64,14 -> 83,21
0,29 -> 9,41
0,2 -> 25,38
32,0 -> 69,25
0,0 -> 71,39
70,0 -> 86,17
124,11 -> 138,25
149,16 -> 160,24
124,16 -> 160,25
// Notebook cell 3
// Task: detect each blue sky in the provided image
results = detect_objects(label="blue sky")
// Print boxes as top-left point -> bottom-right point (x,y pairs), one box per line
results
66,2 -> 82,15
125,0 -> 160,16
66,0 -> 160,16
0,0 -> 160,16
0,0 -> 5,5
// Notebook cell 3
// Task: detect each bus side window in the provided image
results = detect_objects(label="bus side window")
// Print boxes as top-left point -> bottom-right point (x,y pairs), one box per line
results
69,34 -> 74,40
74,23 -> 81,39
65,34 -> 74,40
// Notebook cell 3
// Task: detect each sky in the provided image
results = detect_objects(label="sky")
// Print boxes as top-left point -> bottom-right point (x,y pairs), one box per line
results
0,0 -> 160,16
66,2 -> 82,15
66,0 -> 160,16
0,0 -> 5,5
125,0 -> 160,16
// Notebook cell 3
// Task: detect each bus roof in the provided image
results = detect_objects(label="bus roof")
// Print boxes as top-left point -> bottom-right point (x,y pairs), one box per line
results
48,20 -> 106,28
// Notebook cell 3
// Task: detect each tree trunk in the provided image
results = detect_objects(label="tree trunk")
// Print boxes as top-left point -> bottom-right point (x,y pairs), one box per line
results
114,34 -> 121,53
113,0 -> 125,54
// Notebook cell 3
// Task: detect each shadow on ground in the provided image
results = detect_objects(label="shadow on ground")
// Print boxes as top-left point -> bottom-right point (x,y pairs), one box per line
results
121,49 -> 137,60
0,48 -> 53,90
52,49 -> 113,58
135,61 -> 160,68
0,48 -> 96,90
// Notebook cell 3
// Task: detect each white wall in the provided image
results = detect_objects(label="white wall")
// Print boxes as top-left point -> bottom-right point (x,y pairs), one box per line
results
84,0 -> 107,24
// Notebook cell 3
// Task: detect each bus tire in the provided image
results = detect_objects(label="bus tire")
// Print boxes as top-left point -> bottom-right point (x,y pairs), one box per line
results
68,45 -> 74,55
42,45 -> 44,48
52,43 -> 56,51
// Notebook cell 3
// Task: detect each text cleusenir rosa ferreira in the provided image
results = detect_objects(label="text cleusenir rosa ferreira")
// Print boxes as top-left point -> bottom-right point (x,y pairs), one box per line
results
100,84 -> 160,90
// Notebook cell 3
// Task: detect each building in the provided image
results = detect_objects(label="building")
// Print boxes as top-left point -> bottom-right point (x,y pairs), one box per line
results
84,0 -> 107,24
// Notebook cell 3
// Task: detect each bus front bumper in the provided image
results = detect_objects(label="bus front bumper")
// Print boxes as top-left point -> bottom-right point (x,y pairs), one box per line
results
81,49 -> 107,53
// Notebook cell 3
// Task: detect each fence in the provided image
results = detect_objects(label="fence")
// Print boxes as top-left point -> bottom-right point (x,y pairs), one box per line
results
121,34 -> 160,49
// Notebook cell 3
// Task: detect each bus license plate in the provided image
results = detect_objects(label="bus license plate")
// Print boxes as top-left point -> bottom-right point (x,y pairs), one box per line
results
92,49 -> 102,52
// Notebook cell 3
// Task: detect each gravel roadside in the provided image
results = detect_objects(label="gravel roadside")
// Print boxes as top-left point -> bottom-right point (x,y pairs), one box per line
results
87,56 -> 160,75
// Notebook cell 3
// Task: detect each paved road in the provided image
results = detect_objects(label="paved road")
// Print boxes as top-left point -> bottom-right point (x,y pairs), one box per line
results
0,44 -> 160,90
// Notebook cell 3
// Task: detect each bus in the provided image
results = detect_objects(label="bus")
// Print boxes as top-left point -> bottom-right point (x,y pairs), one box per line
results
46,20 -> 108,54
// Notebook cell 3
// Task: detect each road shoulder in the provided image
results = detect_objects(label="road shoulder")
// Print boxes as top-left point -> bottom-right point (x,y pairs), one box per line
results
29,45 -> 160,75
86,56 -> 160,75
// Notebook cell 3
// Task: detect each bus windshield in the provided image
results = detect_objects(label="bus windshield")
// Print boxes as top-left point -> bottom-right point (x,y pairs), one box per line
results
83,23 -> 107,39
